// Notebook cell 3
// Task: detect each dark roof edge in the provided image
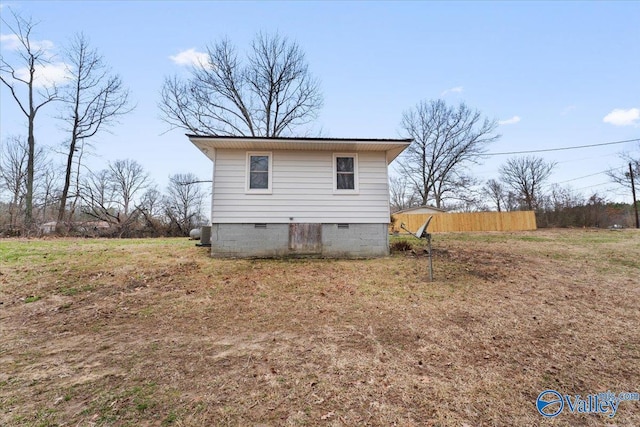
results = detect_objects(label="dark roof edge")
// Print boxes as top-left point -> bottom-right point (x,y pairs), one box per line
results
186,134 -> 412,143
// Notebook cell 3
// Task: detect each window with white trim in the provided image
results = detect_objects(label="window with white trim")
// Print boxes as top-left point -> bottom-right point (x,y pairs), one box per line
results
333,153 -> 358,192
246,152 -> 272,193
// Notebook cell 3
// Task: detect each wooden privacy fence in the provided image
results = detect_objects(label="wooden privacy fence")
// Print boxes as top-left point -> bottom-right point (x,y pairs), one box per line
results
391,211 -> 537,233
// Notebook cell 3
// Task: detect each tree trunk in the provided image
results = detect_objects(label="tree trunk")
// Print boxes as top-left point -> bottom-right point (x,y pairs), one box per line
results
57,134 -> 77,230
25,115 -> 35,230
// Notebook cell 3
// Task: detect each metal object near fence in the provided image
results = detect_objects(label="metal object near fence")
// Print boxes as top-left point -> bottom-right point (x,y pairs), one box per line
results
401,216 -> 434,281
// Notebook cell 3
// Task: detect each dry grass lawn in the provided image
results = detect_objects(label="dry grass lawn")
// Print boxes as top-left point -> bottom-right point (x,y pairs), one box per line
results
1,229 -> 639,426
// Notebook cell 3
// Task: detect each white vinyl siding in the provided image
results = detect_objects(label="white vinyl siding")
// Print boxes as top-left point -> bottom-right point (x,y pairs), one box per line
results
212,149 -> 390,223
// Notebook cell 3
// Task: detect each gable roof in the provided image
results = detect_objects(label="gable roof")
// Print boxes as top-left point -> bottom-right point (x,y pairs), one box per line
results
188,135 -> 412,164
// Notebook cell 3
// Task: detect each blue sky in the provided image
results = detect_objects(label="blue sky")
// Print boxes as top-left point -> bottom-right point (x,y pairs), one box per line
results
1,0 -> 639,207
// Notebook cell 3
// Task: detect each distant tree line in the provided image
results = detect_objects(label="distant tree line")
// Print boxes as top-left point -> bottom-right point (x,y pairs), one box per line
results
391,150 -> 640,229
0,142 -> 208,236
0,9 -> 210,237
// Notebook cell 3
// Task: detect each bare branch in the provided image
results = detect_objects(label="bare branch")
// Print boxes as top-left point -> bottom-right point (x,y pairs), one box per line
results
163,173 -> 206,235
397,99 -> 500,208
0,9 -> 62,228
499,156 -> 556,210
56,33 -> 133,225
108,159 -> 150,217
606,147 -> 640,190
159,32 -> 322,137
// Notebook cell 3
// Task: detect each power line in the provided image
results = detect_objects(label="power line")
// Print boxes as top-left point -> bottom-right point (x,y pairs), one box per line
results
555,170 -> 609,184
556,152 -> 619,165
485,138 -> 640,157
574,181 -> 611,191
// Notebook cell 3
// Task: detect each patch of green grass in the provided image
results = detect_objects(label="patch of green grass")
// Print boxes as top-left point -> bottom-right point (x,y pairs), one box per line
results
0,238 -> 192,267
516,236 -> 551,242
608,257 -> 639,269
431,232 -> 512,244
0,240 -> 80,263
162,412 -> 178,425
59,287 -> 80,296
59,302 -> 73,310
82,382 -> 160,424
552,230 -> 638,245
25,295 -> 41,303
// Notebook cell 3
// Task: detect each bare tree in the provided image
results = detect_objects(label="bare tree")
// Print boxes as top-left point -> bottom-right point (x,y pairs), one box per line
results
397,99 -> 500,208
78,160 -> 150,236
137,186 -> 165,234
389,175 -> 417,213
547,184 -> 582,211
163,173 -> 206,235
79,168 -> 119,229
607,147 -> 640,228
499,156 -> 556,210
504,191 -> 520,212
606,147 -> 639,190
160,32 -> 322,137
56,33 -> 132,229
0,10 -> 61,229
33,147 -> 60,222
80,169 -> 112,212
0,136 -> 29,230
483,179 -> 506,212
0,135 -> 52,230
139,187 -> 162,218
108,159 -> 150,217
535,184 -> 585,227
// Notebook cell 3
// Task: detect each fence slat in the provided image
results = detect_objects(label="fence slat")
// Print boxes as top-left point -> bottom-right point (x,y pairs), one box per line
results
391,211 -> 537,233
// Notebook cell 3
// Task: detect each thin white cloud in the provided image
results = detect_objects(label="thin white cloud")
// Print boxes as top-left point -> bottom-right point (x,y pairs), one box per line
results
440,86 -> 463,96
15,62 -> 69,88
603,108 -> 640,126
0,33 -> 54,52
169,48 -> 208,66
33,39 -> 54,52
499,116 -> 521,126
0,33 -> 21,50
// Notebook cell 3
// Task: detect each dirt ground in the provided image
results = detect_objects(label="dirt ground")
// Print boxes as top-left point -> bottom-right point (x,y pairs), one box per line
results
1,229 -> 639,426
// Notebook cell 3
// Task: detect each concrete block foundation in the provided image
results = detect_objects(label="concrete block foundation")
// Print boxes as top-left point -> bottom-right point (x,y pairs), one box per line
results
209,223 -> 389,258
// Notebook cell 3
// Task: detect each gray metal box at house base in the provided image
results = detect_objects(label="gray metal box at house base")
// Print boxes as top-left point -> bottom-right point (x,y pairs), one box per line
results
209,223 -> 389,258
198,226 -> 212,246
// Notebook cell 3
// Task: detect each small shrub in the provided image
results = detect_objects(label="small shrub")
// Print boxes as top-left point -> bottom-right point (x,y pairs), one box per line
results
390,240 -> 413,252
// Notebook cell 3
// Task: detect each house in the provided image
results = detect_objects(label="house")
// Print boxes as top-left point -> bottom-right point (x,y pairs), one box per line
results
39,220 -> 111,235
39,221 -> 58,235
393,205 -> 447,215
188,135 -> 411,258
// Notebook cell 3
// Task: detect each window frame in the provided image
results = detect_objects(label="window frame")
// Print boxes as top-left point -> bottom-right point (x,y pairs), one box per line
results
333,153 -> 359,194
245,151 -> 273,194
